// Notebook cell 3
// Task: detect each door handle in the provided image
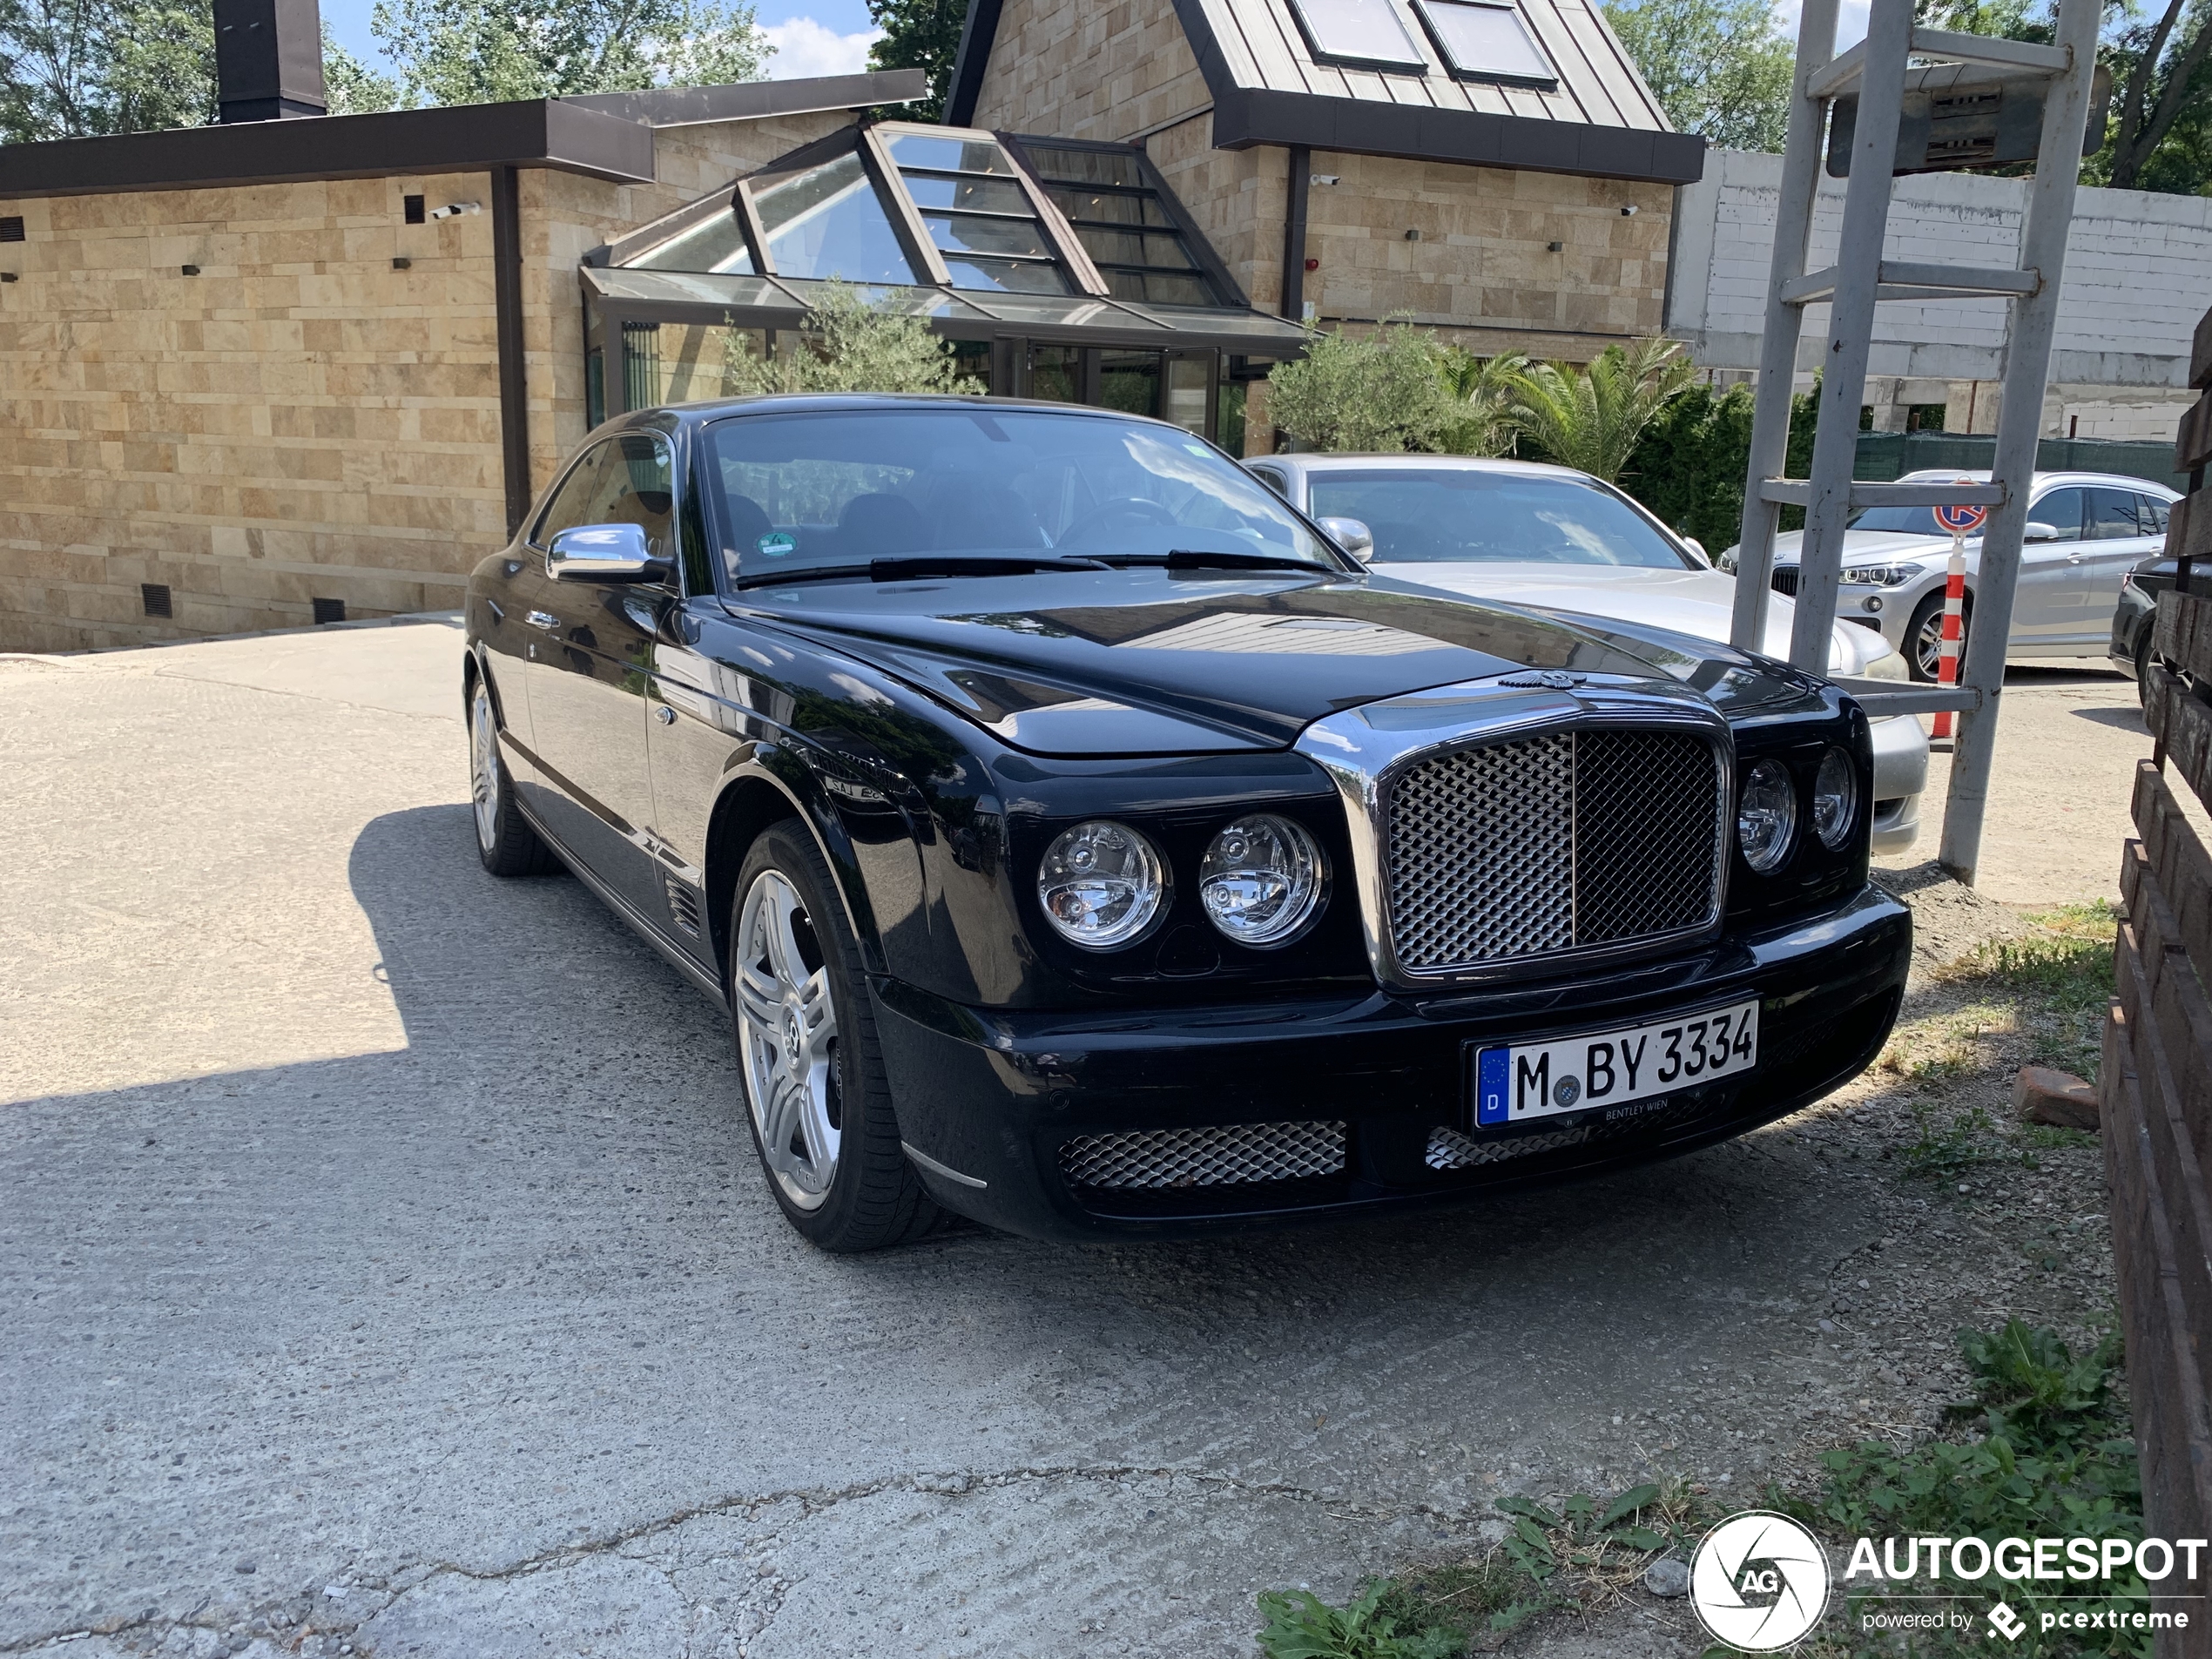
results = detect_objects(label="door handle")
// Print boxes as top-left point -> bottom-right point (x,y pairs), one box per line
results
525,610 -> 559,631
655,705 -> 676,725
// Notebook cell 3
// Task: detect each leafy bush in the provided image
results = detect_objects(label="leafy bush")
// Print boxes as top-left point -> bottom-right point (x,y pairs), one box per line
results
1506,336 -> 1696,482
1434,347 -> 1527,458
721,280 -> 984,397
1254,1581 -> 1462,1659
1264,322 -> 1460,453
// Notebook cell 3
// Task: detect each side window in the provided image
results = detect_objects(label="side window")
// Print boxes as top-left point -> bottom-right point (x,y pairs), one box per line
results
2141,495 -> 2173,537
555,433 -> 678,562
529,442 -> 614,550
2027,487 -> 2085,543
2086,486 -> 2144,540
1249,465 -> 1291,501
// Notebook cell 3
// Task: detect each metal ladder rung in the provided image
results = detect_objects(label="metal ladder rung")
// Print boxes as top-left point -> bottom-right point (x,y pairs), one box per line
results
1807,27 -> 2070,98
1779,260 -> 2040,306
1831,679 -> 1985,717
1758,478 -> 2006,508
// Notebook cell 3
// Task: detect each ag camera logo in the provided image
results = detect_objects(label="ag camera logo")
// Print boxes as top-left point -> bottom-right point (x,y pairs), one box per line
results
1691,1511 -> 1831,1651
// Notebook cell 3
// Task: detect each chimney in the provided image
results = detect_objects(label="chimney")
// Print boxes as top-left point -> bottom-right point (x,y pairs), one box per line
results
214,0 -> 328,122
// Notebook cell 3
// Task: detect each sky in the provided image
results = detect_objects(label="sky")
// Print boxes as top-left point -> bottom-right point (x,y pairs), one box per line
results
316,0 -> 887,79
1770,0 -> 1873,55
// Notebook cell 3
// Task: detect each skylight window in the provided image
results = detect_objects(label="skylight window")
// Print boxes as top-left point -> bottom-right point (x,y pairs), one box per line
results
885,128 -> 1071,295
1412,0 -> 1557,86
751,150 -> 916,285
1284,0 -> 1429,71
1020,141 -> 1223,309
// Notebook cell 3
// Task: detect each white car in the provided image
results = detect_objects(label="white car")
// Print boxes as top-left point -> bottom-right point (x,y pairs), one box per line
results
1246,452 -> 1927,854
1721,469 -> 2181,681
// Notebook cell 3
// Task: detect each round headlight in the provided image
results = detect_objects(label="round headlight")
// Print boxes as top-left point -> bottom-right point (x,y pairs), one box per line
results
1813,745 -> 1858,850
1737,759 -> 1798,873
1037,820 -> 1165,948
1200,814 -> 1325,947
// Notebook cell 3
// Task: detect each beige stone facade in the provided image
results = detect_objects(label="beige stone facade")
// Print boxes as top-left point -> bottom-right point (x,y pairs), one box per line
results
967,0 -> 1675,366
0,111 -> 848,652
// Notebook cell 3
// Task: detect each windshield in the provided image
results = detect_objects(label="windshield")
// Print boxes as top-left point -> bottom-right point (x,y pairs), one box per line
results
705,406 -> 1340,584
1845,505 -> 1954,535
1305,469 -> 1696,569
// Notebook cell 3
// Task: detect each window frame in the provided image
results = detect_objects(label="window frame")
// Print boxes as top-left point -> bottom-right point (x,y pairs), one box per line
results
2027,485 -> 2088,544
529,429 -> 681,583
1283,0 -> 1432,72
1410,0 -> 1560,89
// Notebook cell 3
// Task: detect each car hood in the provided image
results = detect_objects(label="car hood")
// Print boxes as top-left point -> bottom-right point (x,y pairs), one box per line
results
728,567 -> 1805,755
1372,562 -> 1892,673
1762,529 -> 1958,565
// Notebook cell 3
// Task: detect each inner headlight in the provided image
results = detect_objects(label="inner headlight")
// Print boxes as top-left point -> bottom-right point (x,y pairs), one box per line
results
1737,759 -> 1798,873
1200,814 -> 1325,947
1813,746 -> 1858,850
1037,820 -> 1165,949
1841,563 -> 1925,588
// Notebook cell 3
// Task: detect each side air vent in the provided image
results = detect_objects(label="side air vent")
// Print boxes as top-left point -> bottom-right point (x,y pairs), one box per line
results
141,583 -> 173,618
312,597 -> 347,624
0,216 -> 24,243
664,876 -> 702,937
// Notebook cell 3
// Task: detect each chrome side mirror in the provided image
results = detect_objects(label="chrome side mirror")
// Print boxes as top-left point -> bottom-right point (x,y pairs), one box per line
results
2022,521 -> 2061,544
549,523 -> 664,583
1318,516 -> 1373,560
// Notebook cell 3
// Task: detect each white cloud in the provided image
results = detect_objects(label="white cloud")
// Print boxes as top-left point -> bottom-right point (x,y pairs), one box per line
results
762,17 -> 885,79
1768,0 -> 1872,53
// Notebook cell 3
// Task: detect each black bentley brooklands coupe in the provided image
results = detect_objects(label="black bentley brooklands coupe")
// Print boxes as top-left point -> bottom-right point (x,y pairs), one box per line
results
464,395 -> 1910,1251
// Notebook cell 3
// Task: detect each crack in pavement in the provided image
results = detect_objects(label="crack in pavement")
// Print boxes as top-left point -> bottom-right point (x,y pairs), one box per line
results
2,1460 -> 1446,1655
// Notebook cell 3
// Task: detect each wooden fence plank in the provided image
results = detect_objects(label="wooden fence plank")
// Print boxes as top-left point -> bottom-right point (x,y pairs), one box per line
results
2181,392 -> 2212,476
2136,761 -> 2212,976
2150,664 -> 2212,812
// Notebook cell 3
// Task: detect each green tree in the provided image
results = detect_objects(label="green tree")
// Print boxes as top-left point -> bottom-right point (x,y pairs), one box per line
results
721,281 -> 985,395
368,0 -> 768,105
1264,322 -> 1459,453
322,25 -> 399,114
1508,336 -> 1698,482
1602,0 -> 1794,150
864,0 -> 967,118
1434,347 -> 1527,457
1,0 -> 214,141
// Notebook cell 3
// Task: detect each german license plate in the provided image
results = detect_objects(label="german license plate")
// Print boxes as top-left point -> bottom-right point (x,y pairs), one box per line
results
1470,998 -> 1760,1128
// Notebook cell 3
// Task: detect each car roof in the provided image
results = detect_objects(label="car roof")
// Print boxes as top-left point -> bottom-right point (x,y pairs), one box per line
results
604,391 -> 1214,433
1896,468 -> 2182,500
1260,453 -> 1595,482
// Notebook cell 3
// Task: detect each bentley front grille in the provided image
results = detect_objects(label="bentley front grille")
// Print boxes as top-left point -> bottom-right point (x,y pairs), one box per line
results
1060,1122 -> 1346,1190
1385,727 -> 1723,974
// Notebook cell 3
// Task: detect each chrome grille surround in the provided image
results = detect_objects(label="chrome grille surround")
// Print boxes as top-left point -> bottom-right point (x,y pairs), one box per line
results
1060,1122 -> 1347,1190
1294,677 -> 1734,989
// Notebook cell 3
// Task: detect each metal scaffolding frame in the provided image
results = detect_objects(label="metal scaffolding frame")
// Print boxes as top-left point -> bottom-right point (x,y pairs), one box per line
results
1723,0 -> 2104,885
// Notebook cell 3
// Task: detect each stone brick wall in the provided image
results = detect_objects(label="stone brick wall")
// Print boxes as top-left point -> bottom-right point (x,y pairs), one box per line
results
968,0 -> 1214,142
1669,145 -> 2212,439
0,110 -> 848,652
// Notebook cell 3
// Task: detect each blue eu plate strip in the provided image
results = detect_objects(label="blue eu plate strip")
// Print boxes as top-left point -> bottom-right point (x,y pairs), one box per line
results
1476,1046 -> 1510,1126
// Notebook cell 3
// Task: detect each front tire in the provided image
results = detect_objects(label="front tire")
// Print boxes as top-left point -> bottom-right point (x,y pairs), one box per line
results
729,821 -> 939,1251
469,675 -> 559,877
1905,590 -> 1966,684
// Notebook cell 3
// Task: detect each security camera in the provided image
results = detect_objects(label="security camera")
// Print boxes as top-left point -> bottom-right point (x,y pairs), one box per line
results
1311,173 -> 1341,185
1620,204 -> 1638,216
428,201 -> 482,219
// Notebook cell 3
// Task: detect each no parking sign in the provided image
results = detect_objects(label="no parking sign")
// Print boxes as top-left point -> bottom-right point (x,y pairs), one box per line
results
1934,501 -> 1988,537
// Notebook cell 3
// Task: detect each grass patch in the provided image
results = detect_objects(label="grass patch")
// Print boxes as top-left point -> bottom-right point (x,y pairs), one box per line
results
1789,1319 -> 2146,1657
1255,1482 -> 1704,1658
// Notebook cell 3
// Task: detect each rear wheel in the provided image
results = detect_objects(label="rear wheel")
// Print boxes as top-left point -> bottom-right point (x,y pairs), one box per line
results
729,821 -> 939,1251
469,675 -> 559,876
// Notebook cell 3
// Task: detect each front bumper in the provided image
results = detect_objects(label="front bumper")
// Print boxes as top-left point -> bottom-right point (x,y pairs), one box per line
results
1869,712 -> 1926,855
876,883 -> 1911,1240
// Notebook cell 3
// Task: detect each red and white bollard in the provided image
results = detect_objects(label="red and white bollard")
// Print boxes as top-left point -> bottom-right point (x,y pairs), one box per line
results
1931,534 -> 1967,742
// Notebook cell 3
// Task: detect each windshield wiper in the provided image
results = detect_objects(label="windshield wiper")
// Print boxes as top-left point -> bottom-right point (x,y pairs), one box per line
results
1096,549 -> 1341,575
732,555 -> 1111,590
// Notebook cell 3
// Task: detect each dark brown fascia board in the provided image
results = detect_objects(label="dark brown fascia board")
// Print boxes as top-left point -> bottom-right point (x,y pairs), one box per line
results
1211,85 -> 1704,185
560,70 -> 927,128
947,0 -> 1005,127
0,98 -> 655,199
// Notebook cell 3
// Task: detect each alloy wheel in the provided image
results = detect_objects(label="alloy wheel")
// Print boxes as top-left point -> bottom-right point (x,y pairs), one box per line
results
470,684 -> 500,852
733,869 -> 842,1210
1912,606 -> 1948,680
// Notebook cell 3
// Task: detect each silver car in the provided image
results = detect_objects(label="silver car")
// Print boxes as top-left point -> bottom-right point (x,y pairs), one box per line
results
1248,452 -> 1929,854
1723,469 -> 2181,681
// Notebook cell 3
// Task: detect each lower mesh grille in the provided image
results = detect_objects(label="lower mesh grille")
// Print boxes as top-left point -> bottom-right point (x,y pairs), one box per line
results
1770,567 -> 1800,597
1426,1124 -> 1589,1169
1061,1122 -> 1347,1190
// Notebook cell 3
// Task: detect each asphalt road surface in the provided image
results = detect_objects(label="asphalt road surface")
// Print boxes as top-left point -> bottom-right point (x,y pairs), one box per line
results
0,620 -> 2134,1658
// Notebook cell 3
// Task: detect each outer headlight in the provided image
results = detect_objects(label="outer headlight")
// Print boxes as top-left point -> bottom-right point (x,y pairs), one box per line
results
1037,820 -> 1166,948
1813,745 -> 1858,850
1737,759 -> 1798,873
1841,563 -> 1926,588
1200,814 -> 1325,947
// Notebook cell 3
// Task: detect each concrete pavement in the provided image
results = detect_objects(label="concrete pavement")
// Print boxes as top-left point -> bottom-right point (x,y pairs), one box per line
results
0,624 -> 2141,1658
